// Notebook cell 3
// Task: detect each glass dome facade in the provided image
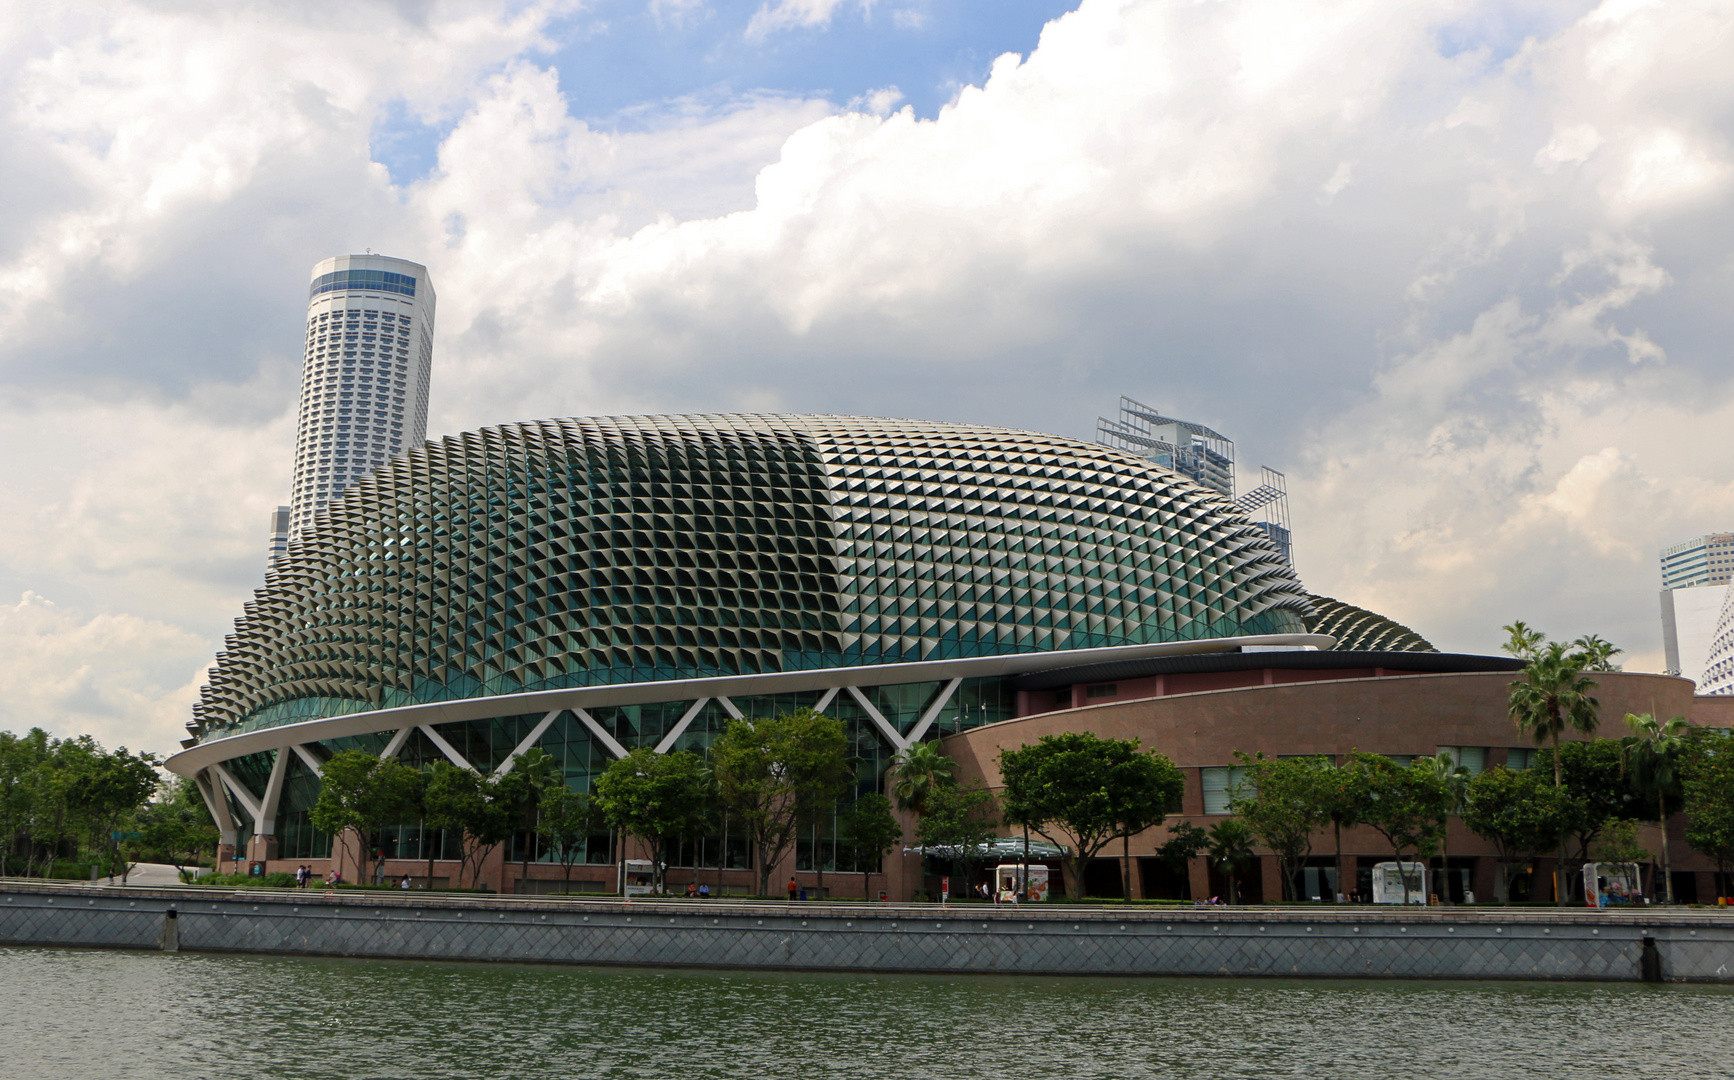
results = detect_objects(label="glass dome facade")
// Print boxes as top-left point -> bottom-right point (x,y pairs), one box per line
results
193,415 -> 1307,740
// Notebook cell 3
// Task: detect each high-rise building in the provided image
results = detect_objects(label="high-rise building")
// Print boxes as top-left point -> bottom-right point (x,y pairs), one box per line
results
286,255 -> 435,544
266,505 -> 290,570
1660,583 -> 1729,683
1660,533 -> 1734,590
1096,396 -> 1293,565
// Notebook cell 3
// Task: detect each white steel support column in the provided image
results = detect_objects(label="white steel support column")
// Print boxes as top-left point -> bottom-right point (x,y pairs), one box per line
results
653,699 -> 710,754
418,725 -> 476,771
256,748 -> 290,835
495,710 -> 562,777
195,769 -> 237,846
901,678 -> 963,744
381,727 -> 414,760
291,744 -> 324,775
211,762 -> 263,827
844,685 -> 906,750
572,708 -> 629,759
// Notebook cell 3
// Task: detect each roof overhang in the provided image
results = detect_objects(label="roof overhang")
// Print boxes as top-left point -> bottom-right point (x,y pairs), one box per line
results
166,632 -> 1332,776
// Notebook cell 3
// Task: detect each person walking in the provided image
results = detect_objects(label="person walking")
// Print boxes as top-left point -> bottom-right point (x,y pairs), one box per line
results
788,877 -> 799,902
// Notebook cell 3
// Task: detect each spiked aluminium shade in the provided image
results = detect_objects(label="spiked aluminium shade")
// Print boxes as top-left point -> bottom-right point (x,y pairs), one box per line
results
192,415 -> 1309,741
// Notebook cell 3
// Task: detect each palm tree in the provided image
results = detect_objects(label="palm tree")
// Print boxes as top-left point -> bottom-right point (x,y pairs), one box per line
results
1509,641 -> 1600,904
889,741 -> 957,816
1573,634 -> 1623,672
1622,712 -> 1690,904
1501,621 -> 1546,661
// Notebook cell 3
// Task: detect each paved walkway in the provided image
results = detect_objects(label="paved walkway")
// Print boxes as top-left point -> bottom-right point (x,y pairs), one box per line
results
97,863 -> 201,888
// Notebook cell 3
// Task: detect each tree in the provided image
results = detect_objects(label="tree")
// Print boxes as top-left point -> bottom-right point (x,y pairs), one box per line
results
888,740 -> 957,817
537,787 -> 600,892
1501,620 -> 1546,661
1231,754 -> 1332,901
1592,820 -> 1651,865
68,744 -> 161,874
1414,751 -> 1473,901
1508,638 -> 1600,906
1346,752 -> 1448,900
1206,819 -> 1255,904
594,748 -> 710,894
424,762 -> 516,890
1155,821 -> 1210,899
836,794 -> 901,897
1682,732 -> 1734,898
711,710 -> 851,897
500,748 -> 560,894
1316,759 -> 1369,904
998,732 -> 1184,900
1461,766 -> 1569,900
915,780 -> 1000,895
309,750 -> 421,886
1535,739 -> 1651,872
139,778 -> 220,875
1622,713 -> 1691,903
1573,634 -> 1623,672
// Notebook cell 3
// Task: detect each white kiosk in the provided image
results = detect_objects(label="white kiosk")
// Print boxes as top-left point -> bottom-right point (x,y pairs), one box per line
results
1582,862 -> 1643,907
993,863 -> 1051,902
620,859 -> 656,897
1370,861 -> 1429,904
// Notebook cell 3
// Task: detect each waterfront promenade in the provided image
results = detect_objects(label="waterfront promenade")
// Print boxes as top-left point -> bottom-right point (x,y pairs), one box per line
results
3,880 -> 1731,982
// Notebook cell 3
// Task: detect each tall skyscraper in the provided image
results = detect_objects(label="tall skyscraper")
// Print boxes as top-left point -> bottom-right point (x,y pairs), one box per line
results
1096,396 -> 1294,566
1658,531 -> 1734,683
285,254 -> 435,545
266,505 -> 290,569
1661,533 -> 1734,590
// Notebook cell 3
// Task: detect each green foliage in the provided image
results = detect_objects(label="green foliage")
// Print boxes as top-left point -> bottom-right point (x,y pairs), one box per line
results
1682,731 -> 1734,890
916,780 -> 1001,890
836,794 -> 901,879
1156,820 -> 1209,870
0,727 -> 163,878
998,732 -> 1185,900
1501,620 -> 1547,661
1622,712 -> 1690,902
424,762 -> 516,889
1344,751 -> 1449,871
888,741 -> 958,816
1592,820 -> 1651,865
1507,640 -> 1601,788
1534,739 -> 1651,860
594,748 -> 710,893
1461,766 -> 1570,864
1205,819 -> 1256,904
1230,754 -> 1334,901
537,786 -> 602,888
138,778 -> 220,871
711,709 -> 851,897
308,749 -> 422,886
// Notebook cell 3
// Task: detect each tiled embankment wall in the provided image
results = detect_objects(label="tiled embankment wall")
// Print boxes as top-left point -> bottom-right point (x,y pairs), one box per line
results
3,883 -> 1731,982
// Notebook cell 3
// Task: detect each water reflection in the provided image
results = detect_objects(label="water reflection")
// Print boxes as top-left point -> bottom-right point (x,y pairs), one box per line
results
1,947 -> 1730,1079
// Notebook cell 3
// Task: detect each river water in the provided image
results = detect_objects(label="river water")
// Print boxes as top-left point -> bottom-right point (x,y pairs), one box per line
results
1,946 -> 1730,1078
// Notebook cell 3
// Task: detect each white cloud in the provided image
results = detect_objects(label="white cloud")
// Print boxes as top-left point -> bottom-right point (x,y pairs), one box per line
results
5,0 -> 1734,752
745,0 -> 854,40
0,592 -> 208,754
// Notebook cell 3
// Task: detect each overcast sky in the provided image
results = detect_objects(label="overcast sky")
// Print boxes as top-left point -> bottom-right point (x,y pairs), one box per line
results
3,0 -> 1732,756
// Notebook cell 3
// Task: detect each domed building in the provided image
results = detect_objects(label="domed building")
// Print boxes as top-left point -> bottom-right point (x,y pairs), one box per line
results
171,414 -> 1318,881
169,413 -> 1703,902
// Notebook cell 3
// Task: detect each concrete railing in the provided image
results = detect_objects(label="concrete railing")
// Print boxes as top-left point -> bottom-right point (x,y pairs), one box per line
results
3,881 -> 1730,982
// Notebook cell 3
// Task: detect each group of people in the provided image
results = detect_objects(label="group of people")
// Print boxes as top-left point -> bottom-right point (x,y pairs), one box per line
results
683,882 -> 714,899
292,865 -> 341,889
